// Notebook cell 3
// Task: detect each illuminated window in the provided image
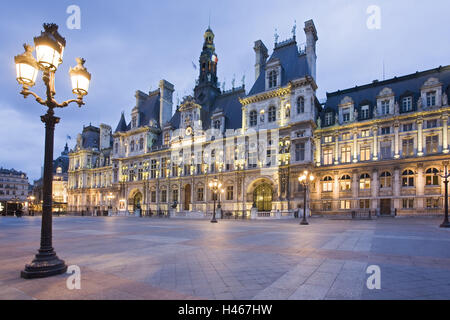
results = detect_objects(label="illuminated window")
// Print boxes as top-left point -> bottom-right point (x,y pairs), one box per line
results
226,186 -> 234,200
380,171 -> 392,188
297,96 -> 305,114
359,173 -> 371,190
361,129 -> 370,138
342,133 -> 351,140
340,200 -> 351,210
426,198 -> 439,208
324,136 -> 333,143
341,146 -> 351,163
402,170 -> 415,187
360,146 -> 371,161
340,175 -> 351,191
150,160 -> 157,179
402,139 -> 414,157
322,176 -> 333,192
197,188 -> 204,201
425,168 -> 439,186
164,132 -> 170,145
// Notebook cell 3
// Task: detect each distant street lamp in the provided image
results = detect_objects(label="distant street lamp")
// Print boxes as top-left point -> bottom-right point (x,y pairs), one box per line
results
15,23 -> 91,279
208,177 -> 222,223
436,162 -> 450,228
298,170 -> 315,225
106,193 -> 115,211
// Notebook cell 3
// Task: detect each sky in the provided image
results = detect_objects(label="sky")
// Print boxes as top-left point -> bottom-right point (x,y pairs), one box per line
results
0,0 -> 449,182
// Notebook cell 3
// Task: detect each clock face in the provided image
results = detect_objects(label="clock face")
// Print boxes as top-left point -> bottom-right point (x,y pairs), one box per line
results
185,127 -> 192,136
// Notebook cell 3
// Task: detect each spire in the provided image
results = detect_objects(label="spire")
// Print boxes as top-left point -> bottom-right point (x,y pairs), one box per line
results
196,26 -> 218,88
115,112 -> 127,133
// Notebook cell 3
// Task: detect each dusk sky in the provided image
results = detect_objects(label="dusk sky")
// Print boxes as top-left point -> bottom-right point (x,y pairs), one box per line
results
0,0 -> 449,182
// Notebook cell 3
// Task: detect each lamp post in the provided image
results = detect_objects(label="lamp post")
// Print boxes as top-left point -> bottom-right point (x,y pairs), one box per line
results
106,192 -> 115,216
436,162 -> 450,228
208,177 -> 222,223
298,170 -> 315,225
15,23 -> 91,279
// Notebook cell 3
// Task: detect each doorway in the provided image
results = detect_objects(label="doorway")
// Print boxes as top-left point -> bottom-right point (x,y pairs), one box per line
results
253,183 -> 273,212
380,199 -> 391,215
184,184 -> 191,210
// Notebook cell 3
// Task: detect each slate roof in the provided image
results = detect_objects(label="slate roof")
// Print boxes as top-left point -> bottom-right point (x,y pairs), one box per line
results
320,65 -> 450,127
248,39 -> 310,96
115,113 -> 127,133
81,125 -> 100,149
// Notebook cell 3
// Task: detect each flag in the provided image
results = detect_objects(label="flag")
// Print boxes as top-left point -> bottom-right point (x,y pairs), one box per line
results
66,135 -> 72,140
192,62 -> 197,70
211,54 -> 218,63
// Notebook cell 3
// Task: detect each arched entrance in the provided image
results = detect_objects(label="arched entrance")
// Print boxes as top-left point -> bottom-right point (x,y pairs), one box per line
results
253,183 -> 273,212
184,184 -> 191,210
133,191 -> 143,215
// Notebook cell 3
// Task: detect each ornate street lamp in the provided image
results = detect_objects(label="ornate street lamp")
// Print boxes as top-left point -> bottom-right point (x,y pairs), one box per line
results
15,23 -> 91,279
436,162 -> 450,228
208,177 -> 222,223
106,193 -> 115,210
298,170 -> 315,225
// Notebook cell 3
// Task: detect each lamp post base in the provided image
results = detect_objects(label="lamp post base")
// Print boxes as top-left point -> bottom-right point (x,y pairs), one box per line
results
211,218 -> 218,223
300,220 -> 309,225
21,248 -> 67,279
440,220 -> 450,228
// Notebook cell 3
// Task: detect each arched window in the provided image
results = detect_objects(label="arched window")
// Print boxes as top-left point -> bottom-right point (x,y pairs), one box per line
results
268,106 -> 276,122
359,173 -> 371,190
139,137 -> 144,150
213,120 -> 221,129
322,176 -> 333,192
380,171 -> 392,188
402,169 -> 415,187
297,96 -> 305,114
340,174 -> 351,191
425,168 -> 439,186
268,70 -> 277,88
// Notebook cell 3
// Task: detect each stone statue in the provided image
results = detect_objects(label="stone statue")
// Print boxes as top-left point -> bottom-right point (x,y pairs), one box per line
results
316,117 -> 321,128
443,93 -> 448,106
417,97 -> 423,110
335,113 -> 339,125
353,108 -> 358,121
394,101 -> 399,114
373,104 -> 378,117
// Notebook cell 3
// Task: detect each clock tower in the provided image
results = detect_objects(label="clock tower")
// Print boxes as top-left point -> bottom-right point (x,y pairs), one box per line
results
194,27 -> 220,111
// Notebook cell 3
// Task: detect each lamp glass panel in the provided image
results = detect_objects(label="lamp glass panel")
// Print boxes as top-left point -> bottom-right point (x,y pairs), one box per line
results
16,62 -> 38,85
71,73 -> 90,95
35,44 -> 61,69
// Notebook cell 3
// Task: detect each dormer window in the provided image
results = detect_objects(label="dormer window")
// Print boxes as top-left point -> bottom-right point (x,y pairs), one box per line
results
163,132 -> 170,145
297,96 -> 305,113
132,116 -> 137,128
342,108 -> 350,122
402,97 -> 413,112
213,120 -> 221,129
268,106 -> 276,122
426,91 -> 436,107
381,100 -> 390,115
268,70 -> 277,88
249,110 -> 257,127
324,112 -> 333,126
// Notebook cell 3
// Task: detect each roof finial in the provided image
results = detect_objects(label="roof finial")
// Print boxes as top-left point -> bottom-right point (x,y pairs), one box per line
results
208,9 -> 211,29
292,20 -> 297,40
274,28 -> 279,44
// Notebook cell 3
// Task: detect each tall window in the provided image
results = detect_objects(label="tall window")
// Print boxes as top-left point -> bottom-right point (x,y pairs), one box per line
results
426,91 -> 436,107
381,100 -> 390,115
161,189 -> 167,202
323,149 -> 333,165
130,140 -> 135,152
150,160 -> 157,179
340,200 -> 351,210
360,146 -> 371,161
322,176 -> 333,192
342,108 -> 350,122
268,70 -> 277,88
425,168 -> 439,186
213,120 -> 221,129
360,199 -> 370,209
360,105 -> 369,119
341,146 -> 351,163
403,123 -> 413,132
295,143 -> 305,162
426,135 -> 439,154
197,188 -> 204,201
380,141 -> 392,159
139,137 -> 144,150
381,127 -> 391,135
325,112 -> 333,126
151,191 -> 156,202
402,96 -> 412,112
359,173 -> 371,190
402,138 -> 414,157
324,136 -> 333,143
249,110 -> 257,127
172,189 -> 178,202
361,129 -> 370,138
132,116 -> 137,128
226,186 -> 234,200
402,170 -> 415,187
402,198 -> 414,209
268,106 -> 276,122
340,175 -> 351,191
380,171 -> 392,188
297,96 -> 305,114
427,119 -> 438,128
164,132 -> 170,145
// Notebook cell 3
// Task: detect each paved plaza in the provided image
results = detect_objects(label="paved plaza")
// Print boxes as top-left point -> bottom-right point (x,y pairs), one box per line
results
1,215 -> 450,300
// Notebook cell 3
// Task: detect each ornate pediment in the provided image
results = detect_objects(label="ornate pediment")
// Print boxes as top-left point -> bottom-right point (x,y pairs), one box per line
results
179,95 -> 202,112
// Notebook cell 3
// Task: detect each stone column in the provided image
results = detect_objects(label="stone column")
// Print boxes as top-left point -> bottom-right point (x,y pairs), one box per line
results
352,130 -> 358,163
315,136 -> 321,166
352,169 -> 359,209
393,167 -> 400,211
394,121 -> 400,159
416,163 -> 424,209
372,125 -> 378,161
417,117 -> 424,156
372,169 -> 379,210
333,171 -> 339,210
443,112 -> 449,153
334,132 -> 339,165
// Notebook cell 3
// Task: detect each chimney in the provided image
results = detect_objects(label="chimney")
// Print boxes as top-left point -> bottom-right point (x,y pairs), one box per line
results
253,40 -> 268,81
304,19 -> 318,81
159,79 -> 175,127
99,124 -> 112,150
